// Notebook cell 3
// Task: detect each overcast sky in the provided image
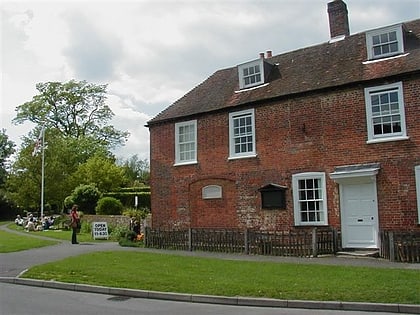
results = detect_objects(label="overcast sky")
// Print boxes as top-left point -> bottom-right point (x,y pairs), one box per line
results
1,0 -> 419,161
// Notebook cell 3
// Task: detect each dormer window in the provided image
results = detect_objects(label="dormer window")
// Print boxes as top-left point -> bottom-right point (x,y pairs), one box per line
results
366,24 -> 404,60
238,58 -> 270,89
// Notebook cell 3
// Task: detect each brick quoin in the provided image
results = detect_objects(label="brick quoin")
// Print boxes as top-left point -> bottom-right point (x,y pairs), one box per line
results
149,78 -> 420,232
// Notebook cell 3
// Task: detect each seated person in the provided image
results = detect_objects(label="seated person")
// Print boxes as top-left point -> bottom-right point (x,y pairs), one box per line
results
25,218 -> 35,232
15,215 -> 24,226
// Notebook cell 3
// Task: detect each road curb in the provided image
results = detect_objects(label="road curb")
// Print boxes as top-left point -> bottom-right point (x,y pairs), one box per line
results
1,277 -> 419,314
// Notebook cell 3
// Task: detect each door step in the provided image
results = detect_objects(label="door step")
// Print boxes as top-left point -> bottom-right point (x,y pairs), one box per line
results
337,250 -> 379,258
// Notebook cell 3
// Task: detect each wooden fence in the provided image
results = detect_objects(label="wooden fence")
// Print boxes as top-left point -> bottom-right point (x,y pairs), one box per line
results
379,231 -> 420,263
145,227 -> 339,258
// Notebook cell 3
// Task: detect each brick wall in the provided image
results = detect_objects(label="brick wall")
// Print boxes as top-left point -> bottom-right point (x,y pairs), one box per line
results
149,77 -> 420,231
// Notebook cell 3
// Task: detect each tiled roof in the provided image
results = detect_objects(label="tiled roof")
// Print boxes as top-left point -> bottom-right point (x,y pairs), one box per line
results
147,19 -> 420,126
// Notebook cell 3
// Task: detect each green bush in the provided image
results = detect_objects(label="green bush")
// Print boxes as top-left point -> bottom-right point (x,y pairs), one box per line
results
95,197 -> 123,215
123,207 -> 150,223
70,184 -> 102,214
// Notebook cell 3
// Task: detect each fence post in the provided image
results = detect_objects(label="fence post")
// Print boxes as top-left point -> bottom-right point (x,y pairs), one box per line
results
333,228 -> 338,253
389,231 -> 395,262
144,226 -> 149,248
312,227 -> 318,257
244,229 -> 249,255
188,228 -> 192,252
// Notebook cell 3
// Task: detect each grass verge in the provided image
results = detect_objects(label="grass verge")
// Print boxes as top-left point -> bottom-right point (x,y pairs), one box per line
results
0,229 -> 58,253
6,222 -> 108,243
22,251 -> 420,304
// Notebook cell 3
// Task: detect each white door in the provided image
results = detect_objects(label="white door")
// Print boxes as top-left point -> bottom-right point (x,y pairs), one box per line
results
341,180 -> 379,248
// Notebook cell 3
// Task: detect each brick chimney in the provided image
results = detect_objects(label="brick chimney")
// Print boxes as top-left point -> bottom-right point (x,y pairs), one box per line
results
327,0 -> 350,39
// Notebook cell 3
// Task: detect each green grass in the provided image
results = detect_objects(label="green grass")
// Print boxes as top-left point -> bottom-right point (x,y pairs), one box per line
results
22,251 -> 420,304
6,222 -> 107,243
0,229 -> 58,253
0,222 -> 108,253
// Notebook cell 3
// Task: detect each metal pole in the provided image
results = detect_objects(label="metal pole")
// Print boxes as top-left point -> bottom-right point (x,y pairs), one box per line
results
40,127 -> 45,219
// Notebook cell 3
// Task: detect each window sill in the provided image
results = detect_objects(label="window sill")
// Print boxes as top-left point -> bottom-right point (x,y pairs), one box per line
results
294,223 -> 329,227
235,83 -> 269,93
363,53 -> 409,64
366,135 -> 409,144
174,161 -> 198,167
228,154 -> 258,161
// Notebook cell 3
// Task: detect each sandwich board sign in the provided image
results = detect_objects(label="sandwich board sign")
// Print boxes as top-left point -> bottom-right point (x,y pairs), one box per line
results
92,222 -> 109,240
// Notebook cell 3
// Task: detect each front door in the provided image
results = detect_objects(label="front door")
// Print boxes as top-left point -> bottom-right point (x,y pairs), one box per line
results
340,180 -> 379,248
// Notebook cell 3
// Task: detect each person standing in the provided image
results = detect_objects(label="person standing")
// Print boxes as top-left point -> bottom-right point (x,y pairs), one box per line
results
70,205 -> 80,244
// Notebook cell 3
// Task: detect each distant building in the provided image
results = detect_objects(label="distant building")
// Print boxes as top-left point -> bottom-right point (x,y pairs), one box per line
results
146,0 -> 420,249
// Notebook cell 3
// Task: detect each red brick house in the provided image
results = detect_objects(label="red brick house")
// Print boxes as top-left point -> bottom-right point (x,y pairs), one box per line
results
146,0 -> 420,249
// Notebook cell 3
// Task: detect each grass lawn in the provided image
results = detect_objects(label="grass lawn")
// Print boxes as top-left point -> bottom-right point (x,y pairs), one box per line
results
5,222 -> 108,243
0,229 -> 58,253
0,222 -> 109,253
22,251 -> 420,304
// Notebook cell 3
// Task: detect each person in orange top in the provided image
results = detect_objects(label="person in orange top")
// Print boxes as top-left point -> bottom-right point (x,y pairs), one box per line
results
70,204 -> 80,244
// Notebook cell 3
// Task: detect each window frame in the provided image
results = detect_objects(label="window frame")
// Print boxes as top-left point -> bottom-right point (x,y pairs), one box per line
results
292,172 -> 328,226
238,59 -> 265,89
416,165 -> 420,224
174,119 -> 197,165
228,109 -> 256,159
364,82 -> 407,143
366,24 -> 404,60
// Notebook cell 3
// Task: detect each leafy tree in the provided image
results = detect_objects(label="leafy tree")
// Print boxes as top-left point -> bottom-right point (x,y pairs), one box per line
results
70,154 -> 127,193
0,129 -> 16,218
119,155 -> 150,186
7,80 -> 130,212
13,80 -> 129,149
0,129 -> 15,186
6,131 -> 110,212
96,196 -> 123,215
70,184 -> 101,214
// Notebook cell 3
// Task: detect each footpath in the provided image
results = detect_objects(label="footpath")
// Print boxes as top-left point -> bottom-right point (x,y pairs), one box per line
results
0,223 -> 419,314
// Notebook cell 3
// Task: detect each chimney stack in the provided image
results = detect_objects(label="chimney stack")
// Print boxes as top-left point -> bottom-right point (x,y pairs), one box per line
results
327,0 -> 350,39
266,50 -> 272,58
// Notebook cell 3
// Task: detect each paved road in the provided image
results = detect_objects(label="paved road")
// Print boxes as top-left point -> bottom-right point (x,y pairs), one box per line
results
1,223 -> 419,314
2,282 -> 414,315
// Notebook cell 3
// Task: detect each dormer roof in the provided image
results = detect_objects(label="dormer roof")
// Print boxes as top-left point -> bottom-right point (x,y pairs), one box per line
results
147,19 -> 420,126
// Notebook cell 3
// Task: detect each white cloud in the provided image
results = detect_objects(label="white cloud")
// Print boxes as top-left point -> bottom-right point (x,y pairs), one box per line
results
1,0 -> 419,160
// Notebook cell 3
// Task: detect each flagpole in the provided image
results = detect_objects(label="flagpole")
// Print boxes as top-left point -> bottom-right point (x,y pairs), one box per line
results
40,127 -> 45,219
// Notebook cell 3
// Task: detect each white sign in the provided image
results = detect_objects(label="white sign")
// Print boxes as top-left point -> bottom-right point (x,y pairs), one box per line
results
92,222 -> 109,240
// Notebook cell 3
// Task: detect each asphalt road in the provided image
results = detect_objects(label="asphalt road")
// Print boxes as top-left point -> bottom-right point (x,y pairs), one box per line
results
1,283 -> 415,315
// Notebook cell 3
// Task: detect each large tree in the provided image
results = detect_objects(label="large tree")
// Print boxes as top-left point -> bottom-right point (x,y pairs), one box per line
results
0,129 -> 16,218
119,154 -> 150,186
13,80 -> 129,148
0,129 -> 15,186
7,80 -> 131,212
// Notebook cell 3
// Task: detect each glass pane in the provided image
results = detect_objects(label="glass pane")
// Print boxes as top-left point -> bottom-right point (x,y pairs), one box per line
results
373,46 -> 381,56
383,123 -> 391,133
372,35 -> 380,45
389,91 -> 398,103
392,122 -> 401,132
371,95 -> 379,105
380,93 -> 389,104
373,124 -> 382,135
380,33 -> 388,43
389,31 -> 397,41
390,42 -> 398,52
307,179 -> 314,189
383,44 -> 390,54
299,180 -> 306,190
